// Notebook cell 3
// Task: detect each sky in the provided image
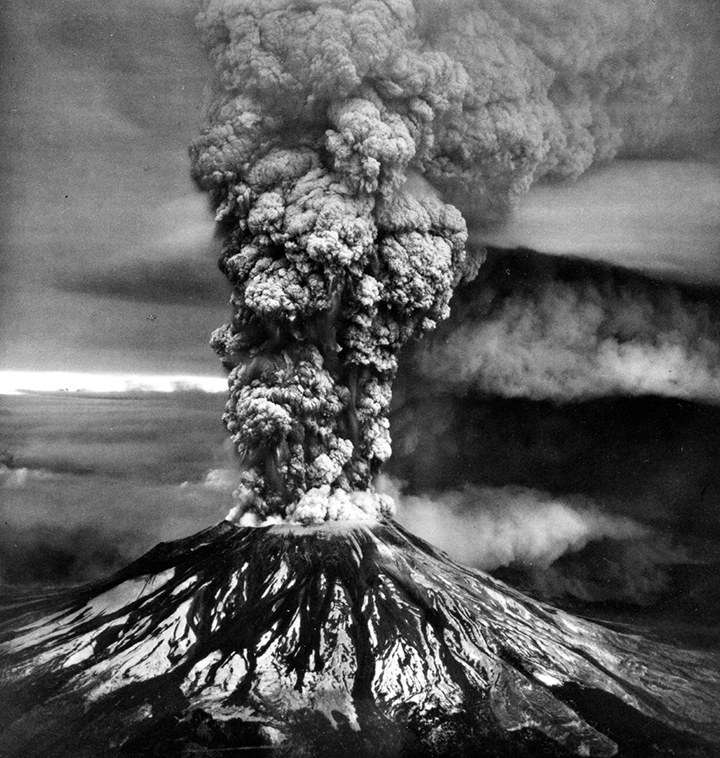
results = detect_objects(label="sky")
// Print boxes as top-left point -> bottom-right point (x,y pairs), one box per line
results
480,160 -> 720,285
0,0 -> 227,378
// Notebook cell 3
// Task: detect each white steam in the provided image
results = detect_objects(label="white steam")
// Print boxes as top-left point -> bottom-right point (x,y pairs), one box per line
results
381,477 -> 648,571
416,275 -> 720,403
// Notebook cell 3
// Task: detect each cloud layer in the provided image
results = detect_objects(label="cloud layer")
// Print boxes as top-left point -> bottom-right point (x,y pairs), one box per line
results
413,249 -> 720,404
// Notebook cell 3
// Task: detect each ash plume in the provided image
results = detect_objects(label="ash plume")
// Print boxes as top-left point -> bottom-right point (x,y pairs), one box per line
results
189,0 -> 705,523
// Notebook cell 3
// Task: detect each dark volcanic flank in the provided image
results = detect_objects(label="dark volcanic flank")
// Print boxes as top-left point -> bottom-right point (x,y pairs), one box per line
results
2,521 -> 719,757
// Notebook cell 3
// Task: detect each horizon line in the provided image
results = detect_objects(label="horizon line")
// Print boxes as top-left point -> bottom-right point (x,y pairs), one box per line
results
0,370 -> 227,396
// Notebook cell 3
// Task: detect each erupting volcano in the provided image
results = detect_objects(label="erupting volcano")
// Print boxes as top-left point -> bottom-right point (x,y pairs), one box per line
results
2,0 -> 720,756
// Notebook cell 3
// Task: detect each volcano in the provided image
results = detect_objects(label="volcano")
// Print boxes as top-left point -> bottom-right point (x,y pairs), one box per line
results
1,520 -> 718,757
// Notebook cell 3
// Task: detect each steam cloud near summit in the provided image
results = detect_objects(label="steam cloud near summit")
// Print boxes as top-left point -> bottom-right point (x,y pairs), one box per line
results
383,477 -> 648,571
190,0 -> 712,524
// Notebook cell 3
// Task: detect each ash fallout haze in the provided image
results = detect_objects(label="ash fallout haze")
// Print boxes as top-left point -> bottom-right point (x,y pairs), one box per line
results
1,1 -> 720,757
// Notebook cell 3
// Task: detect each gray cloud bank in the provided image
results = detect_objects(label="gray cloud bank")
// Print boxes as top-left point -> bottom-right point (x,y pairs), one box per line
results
412,249 -> 720,404
0,0 -> 223,374
0,392 -> 234,583
477,160 -> 720,286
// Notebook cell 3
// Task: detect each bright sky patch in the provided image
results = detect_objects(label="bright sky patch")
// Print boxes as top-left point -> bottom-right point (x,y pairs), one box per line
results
0,371 -> 226,396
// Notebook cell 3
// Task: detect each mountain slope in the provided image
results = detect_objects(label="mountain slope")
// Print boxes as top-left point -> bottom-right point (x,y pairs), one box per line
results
1,520 -> 718,757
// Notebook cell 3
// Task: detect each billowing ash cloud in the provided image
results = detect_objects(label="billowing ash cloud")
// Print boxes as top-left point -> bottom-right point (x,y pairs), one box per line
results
413,250 -> 720,404
189,0 -> 704,523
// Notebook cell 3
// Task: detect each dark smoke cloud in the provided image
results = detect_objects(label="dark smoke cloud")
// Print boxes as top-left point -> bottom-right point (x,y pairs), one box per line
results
388,387 -> 720,539
412,249 -> 720,404
193,0 -> 713,221
494,536 -> 720,648
497,535 -> 708,607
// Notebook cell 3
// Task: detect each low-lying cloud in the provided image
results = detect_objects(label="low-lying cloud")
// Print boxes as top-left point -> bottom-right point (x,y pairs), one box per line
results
0,466 -> 239,584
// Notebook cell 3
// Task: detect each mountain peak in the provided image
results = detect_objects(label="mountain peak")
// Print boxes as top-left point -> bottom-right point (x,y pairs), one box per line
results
2,520 -> 718,757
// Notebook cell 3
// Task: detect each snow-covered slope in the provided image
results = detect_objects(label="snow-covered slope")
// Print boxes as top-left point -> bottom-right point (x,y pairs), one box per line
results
1,520 -> 718,757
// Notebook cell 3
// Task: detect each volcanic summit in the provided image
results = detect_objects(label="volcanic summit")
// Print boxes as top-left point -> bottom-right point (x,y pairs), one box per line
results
2,519 -> 719,757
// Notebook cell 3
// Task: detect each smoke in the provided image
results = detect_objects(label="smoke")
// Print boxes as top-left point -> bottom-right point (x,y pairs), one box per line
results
382,476 -> 647,570
0,463 -> 53,489
190,0 -> 712,523
413,250 -> 720,404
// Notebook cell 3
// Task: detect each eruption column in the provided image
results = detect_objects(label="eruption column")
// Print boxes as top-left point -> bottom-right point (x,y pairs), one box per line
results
189,0 -> 690,524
